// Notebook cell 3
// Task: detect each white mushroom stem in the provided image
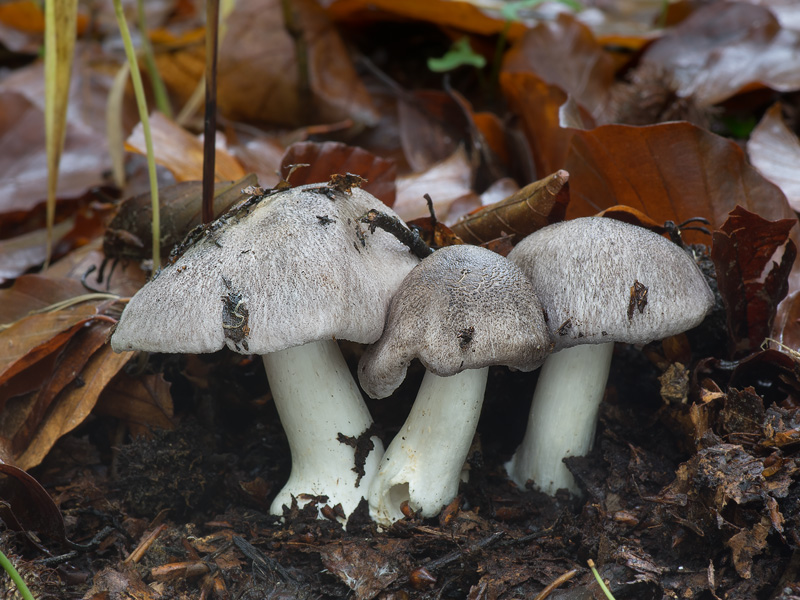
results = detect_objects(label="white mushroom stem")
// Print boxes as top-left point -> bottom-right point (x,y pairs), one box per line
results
505,342 -> 614,495
263,339 -> 384,518
368,367 -> 489,526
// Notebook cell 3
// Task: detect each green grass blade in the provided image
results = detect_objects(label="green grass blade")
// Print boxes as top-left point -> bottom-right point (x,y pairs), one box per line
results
112,0 -> 161,270
0,548 -> 35,600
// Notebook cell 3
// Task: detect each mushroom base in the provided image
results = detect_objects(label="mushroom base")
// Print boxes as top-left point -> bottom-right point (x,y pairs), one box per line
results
368,367 -> 489,526
505,342 -> 614,496
263,340 -> 384,519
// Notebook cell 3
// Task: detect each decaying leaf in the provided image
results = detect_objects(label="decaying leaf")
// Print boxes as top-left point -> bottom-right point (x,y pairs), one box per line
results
747,103 -> 800,213
449,169 -> 570,250
502,13 -> 616,120
103,174 -> 259,263
279,141 -> 396,206
640,3 -> 800,107
711,206 -> 796,357
564,122 -> 797,248
125,112 -> 246,182
217,0 -> 377,127
0,456 -> 67,545
95,372 -> 174,438
319,540 -> 409,600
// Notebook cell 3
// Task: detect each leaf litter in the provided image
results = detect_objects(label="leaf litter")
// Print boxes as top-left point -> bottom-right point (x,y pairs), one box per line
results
2,1 -> 800,599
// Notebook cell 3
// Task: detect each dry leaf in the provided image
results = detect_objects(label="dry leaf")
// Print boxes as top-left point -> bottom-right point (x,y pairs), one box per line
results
450,170 -> 570,249
711,206 -> 796,358
563,122 -> 796,245
394,147 -> 475,223
217,0 -> 377,127
747,102 -> 800,212
641,2 -> 800,106
502,13 -> 616,120
125,112 -> 246,182
279,141 -> 396,206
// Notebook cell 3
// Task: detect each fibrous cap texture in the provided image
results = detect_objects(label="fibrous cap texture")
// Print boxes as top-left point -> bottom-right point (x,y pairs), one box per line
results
508,217 -> 715,351
111,184 -> 420,355
358,244 -> 552,399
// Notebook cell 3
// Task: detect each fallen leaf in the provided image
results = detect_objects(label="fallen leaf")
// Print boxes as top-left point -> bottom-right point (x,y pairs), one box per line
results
14,334 -> 131,470
500,70 -> 591,179
640,2 -> 800,106
726,516 -> 770,579
710,206 -> 796,357
320,540 -> 409,600
502,13 -> 616,120
0,57 -> 111,214
0,218 -> 73,284
217,0 -> 378,127
125,112 -> 246,182
450,170 -> 570,248
394,147 -> 475,223
397,90 -> 468,174
325,0 -> 527,41
564,122 -> 796,245
747,102 -> 800,212
279,141 -> 396,206
95,372 -> 174,438
103,175 -> 259,264
0,456 -> 67,544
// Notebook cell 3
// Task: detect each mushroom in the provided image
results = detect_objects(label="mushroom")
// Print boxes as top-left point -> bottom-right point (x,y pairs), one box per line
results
505,216 -> 715,495
111,181 -> 420,518
358,244 -> 552,525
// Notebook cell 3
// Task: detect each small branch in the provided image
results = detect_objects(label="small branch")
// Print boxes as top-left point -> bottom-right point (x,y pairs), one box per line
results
359,210 -> 433,259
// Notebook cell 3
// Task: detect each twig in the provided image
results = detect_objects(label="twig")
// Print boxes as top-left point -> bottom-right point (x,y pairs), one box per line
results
359,210 -> 433,259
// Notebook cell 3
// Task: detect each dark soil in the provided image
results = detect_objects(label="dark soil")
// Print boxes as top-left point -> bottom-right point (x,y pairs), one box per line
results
4,297 -> 800,600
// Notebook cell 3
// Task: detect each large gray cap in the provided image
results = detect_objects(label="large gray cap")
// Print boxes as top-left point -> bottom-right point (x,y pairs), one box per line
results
358,244 -> 552,399
111,183 -> 420,355
508,216 -> 714,351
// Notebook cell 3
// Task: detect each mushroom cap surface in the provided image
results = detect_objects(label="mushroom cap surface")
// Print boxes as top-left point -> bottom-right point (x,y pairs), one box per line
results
358,244 -> 552,399
507,217 -> 715,351
111,183 -> 420,355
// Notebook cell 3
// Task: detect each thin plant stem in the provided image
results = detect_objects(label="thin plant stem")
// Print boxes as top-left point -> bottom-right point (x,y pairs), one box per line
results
112,0 -> 161,270
0,548 -> 35,600
202,0 -> 220,225
588,559 -> 616,600
136,0 -> 173,118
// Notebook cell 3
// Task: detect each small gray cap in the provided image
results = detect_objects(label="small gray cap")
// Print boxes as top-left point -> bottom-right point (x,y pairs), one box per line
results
508,217 -> 714,351
358,244 -> 552,399
111,183 -> 420,355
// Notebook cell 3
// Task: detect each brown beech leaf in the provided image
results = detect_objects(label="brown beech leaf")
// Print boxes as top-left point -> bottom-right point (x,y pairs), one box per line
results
326,0 -> 527,40
279,141 -> 396,207
595,205 -> 668,234
0,58 -> 111,214
125,113 -> 246,183
711,206 -> 796,358
502,13 -> 616,120
640,3 -> 800,107
747,103 -> 800,212
564,122 -> 797,245
0,457 -> 67,544
394,147 -> 475,223
774,290 -> 800,350
217,0 -> 377,128
11,327 -> 131,470
726,516 -> 771,579
103,175 -> 259,264
397,89 -> 468,174
450,170 -> 570,250
95,372 -> 174,438
500,71 -> 593,180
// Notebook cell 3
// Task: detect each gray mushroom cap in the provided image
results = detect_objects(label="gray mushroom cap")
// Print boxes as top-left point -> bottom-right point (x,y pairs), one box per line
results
358,244 -> 553,399
507,217 -> 715,351
111,183 -> 420,355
